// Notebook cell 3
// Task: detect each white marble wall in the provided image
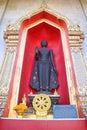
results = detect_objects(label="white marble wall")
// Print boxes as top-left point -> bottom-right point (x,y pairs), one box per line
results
0,0 -> 87,68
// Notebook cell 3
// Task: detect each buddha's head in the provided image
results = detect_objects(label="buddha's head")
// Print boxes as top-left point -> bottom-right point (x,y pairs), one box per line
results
41,40 -> 48,47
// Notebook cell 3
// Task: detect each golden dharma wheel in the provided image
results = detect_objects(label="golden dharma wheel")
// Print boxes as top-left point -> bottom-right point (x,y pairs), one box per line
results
32,94 -> 51,112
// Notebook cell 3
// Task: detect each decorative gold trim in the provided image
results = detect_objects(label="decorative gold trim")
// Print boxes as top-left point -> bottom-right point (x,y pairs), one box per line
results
4,6 -> 71,31
4,2 -> 84,49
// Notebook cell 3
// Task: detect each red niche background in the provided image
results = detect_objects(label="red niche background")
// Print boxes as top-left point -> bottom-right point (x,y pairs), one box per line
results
18,22 -> 70,105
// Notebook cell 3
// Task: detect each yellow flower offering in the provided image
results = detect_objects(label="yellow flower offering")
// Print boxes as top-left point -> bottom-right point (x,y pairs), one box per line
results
13,103 -> 28,116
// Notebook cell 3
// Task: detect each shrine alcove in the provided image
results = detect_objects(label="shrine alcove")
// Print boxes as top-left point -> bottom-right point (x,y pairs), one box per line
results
18,11 -> 70,105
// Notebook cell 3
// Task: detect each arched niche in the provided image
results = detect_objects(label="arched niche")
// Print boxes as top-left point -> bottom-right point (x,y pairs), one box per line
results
17,10 -> 71,106
4,9 -> 84,117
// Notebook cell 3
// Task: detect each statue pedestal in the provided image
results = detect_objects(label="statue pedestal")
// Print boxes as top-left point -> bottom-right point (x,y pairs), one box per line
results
28,93 -> 60,108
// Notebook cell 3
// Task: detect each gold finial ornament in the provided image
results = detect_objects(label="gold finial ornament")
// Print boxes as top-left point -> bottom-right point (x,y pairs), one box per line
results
32,94 -> 51,117
41,0 -> 48,8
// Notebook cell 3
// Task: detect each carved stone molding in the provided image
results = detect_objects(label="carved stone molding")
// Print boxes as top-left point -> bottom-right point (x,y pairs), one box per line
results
68,24 -> 84,48
3,4 -> 84,50
4,26 -> 18,48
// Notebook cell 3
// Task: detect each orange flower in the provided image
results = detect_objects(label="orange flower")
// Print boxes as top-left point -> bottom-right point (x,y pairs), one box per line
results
13,103 -> 28,111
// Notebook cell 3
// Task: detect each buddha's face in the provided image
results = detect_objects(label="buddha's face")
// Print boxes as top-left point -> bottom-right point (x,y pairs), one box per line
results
41,40 -> 48,47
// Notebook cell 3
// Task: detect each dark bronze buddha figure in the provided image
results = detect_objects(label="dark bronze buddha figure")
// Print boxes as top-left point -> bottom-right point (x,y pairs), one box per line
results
30,40 -> 59,92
